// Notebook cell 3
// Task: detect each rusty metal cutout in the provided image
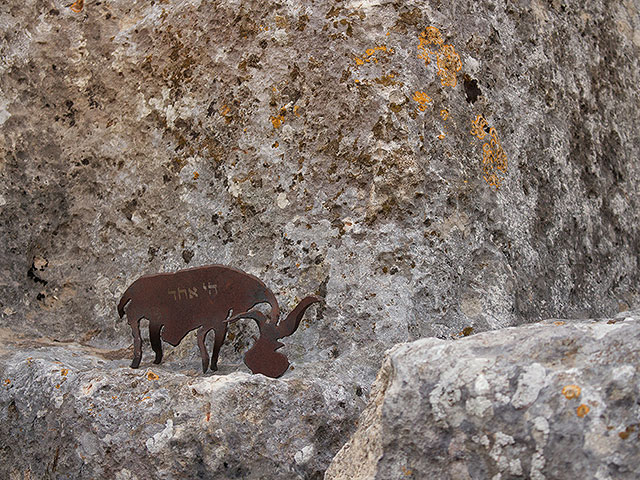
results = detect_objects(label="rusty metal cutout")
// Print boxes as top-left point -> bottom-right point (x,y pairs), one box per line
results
117,264 -> 320,378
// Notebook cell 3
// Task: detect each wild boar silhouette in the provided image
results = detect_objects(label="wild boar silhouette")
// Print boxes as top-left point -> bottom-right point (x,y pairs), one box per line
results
117,264 -> 319,376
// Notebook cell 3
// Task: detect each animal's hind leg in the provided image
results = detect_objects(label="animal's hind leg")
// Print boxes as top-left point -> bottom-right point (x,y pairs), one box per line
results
130,318 -> 143,369
197,327 -> 212,373
210,323 -> 228,372
149,323 -> 163,365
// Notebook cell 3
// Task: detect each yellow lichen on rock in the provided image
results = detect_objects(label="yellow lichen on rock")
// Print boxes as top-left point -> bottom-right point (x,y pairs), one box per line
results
576,404 -> 590,418
417,27 -> 462,87
270,113 -> 285,129
436,44 -> 462,87
354,45 -> 392,66
470,115 -> 508,189
417,27 -> 444,66
562,384 -> 581,399
413,91 -> 431,111
470,114 -> 489,139
481,128 -> 508,189
70,0 -> 84,13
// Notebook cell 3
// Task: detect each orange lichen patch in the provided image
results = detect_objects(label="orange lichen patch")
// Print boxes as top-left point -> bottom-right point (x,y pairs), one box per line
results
554,321 -> 566,326
438,133 -> 446,140
193,171 -> 200,180
562,385 -> 581,399
401,466 -> 414,476
576,404 -> 590,418
417,27 -> 444,65
3,379 -> 10,386
354,45 -> 392,66
61,369 -> 69,377
470,115 -> 489,139
146,371 -> 159,381
436,44 -> 462,87
55,384 -> 61,389
471,117 -> 508,190
219,104 -> 231,117
272,141 -> 279,148
440,109 -> 449,121
270,106 -> 289,129
413,91 -> 431,111
417,27 -> 462,87
270,114 -> 284,128
293,105 -> 300,116
70,0 -> 84,13
422,26 -> 444,46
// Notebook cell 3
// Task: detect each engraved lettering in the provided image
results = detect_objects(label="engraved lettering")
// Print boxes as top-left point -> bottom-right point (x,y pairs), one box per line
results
188,287 -> 198,299
168,290 -> 177,301
177,288 -> 188,300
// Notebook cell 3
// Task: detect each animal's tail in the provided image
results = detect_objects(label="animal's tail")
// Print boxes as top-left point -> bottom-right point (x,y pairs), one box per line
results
117,285 -> 133,318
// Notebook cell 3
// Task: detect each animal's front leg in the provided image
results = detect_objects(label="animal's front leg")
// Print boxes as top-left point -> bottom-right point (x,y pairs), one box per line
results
197,327 -> 211,373
130,318 -> 143,369
149,323 -> 163,365
210,323 -> 228,372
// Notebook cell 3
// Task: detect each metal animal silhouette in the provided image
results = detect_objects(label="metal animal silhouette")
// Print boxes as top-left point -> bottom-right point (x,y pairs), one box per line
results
117,264 -> 319,377
226,296 -> 320,378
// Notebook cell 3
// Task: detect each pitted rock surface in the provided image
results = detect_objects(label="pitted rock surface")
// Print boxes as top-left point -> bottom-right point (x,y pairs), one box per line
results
0,0 -> 639,477
0,330 -> 363,479
325,310 -> 640,480
1,0 -> 638,366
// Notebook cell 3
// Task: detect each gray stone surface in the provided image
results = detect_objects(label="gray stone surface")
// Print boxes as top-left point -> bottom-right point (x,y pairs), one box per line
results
0,329 -> 364,479
326,310 -> 640,480
0,0 -> 639,477
1,0 -> 639,364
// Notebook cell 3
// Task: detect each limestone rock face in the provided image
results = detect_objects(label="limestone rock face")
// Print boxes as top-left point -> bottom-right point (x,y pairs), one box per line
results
1,0 -> 639,365
0,0 -> 639,477
0,330 -> 364,479
325,310 -> 640,480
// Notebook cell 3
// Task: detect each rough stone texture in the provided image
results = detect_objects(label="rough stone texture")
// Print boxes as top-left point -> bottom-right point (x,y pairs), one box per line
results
326,310 -> 640,480
0,329 -> 364,479
2,0 -> 639,360
0,0 -> 639,477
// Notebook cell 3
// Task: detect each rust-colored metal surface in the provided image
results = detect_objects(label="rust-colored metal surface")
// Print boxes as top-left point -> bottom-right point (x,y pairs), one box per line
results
226,296 -> 320,378
117,264 -> 320,377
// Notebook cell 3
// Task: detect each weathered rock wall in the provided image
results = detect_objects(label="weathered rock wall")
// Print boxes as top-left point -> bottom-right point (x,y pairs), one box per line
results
0,329 -> 363,479
325,310 -> 640,480
0,0 -> 639,477
2,0 -> 639,368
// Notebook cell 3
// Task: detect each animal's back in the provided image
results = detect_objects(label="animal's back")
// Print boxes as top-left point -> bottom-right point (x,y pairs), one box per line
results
128,265 -> 278,345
